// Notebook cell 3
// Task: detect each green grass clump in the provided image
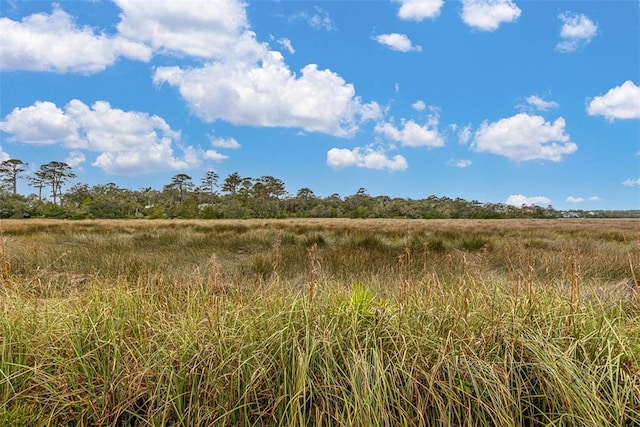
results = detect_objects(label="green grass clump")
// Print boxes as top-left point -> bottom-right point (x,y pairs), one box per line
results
1,218 -> 639,426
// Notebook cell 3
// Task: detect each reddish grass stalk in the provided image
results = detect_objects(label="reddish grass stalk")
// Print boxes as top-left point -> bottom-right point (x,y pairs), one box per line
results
629,253 -> 639,304
571,256 -> 581,312
307,243 -> 320,308
0,237 -> 8,286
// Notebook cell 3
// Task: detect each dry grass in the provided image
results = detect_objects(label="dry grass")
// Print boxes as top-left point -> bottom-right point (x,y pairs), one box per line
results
1,218 -> 639,426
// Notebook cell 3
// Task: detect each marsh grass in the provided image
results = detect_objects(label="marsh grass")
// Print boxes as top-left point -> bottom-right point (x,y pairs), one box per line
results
1,218 -> 639,426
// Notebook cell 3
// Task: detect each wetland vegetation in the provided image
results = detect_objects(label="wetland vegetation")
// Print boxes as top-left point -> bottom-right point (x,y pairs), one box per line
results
1,218 -> 639,426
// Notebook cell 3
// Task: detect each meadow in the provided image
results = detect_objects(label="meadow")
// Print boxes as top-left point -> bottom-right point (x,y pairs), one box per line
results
1,218 -> 639,426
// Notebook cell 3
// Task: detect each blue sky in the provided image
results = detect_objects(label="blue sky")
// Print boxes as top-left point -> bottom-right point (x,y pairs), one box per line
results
1,0 -> 639,210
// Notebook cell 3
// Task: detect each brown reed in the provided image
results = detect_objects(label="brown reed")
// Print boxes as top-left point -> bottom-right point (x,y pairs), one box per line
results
307,242 -> 321,307
0,237 -> 8,286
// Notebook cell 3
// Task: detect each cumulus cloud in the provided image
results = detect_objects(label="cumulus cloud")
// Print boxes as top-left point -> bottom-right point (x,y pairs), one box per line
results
276,38 -> 295,54
114,0 -> 252,59
623,178 -> 640,187
458,125 -> 472,144
566,196 -> 584,203
506,194 -> 551,207
0,146 -> 9,162
327,147 -> 408,171
210,136 -> 241,149
461,0 -> 521,31
204,150 -> 229,161
0,101 -> 80,145
587,81 -> 640,121
525,95 -> 559,111
0,100 -> 199,175
374,33 -> 421,52
567,195 -> 601,203
471,113 -> 577,162
556,12 -> 597,53
154,55 -> 379,137
288,6 -> 335,31
65,151 -> 86,169
392,0 -> 443,21
135,0 -> 377,137
412,100 -> 426,111
447,158 -> 472,168
0,5 -> 151,73
376,115 -> 444,148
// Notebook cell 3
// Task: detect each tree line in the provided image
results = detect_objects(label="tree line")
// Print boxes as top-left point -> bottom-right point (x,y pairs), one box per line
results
0,159 -> 637,219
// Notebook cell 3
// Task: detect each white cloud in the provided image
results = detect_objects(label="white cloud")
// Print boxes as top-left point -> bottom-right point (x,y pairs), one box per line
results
587,81 -> 640,121
210,136 -> 241,149
567,195 -> 601,203
327,147 -> 408,171
360,102 -> 384,123
204,150 -> 229,161
277,38 -> 295,54
412,100 -> 426,111
131,0 -> 375,137
461,0 -> 521,31
471,113 -> 577,162
114,0 -> 252,59
0,146 -> 9,162
623,178 -> 640,187
374,33 -> 422,52
0,100 -> 199,175
65,151 -> 86,169
566,196 -> 584,203
556,12 -> 597,53
392,0 -> 443,21
376,116 -> 444,148
154,54 -> 378,137
448,158 -> 472,168
0,101 -> 80,145
506,194 -> 551,207
458,125 -> 472,144
289,7 -> 335,31
525,95 -> 559,111
0,5 -> 151,73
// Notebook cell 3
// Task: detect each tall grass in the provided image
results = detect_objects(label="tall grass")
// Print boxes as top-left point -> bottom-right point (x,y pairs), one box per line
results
1,218 -> 639,426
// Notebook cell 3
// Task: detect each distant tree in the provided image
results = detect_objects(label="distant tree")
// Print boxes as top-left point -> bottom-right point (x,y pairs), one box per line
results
26,170 -> 48,201
200,169 -> 219,195
64,183 -> 92,209
36,161 -> 76,205
295,187 -> 317,207
296,187 -> 316,199
169,173 -> 194,204
323,193 -> 343,218
0,192 -> 28,218
221,172 -> 243,196
246,176 -> 286,217
86,183 -> 137,218
345,187 -> 373,218
236,176 -> 253,206
256,176 -> 287,200
0,157 -> 584,219
0,159 -> 28,195
138,187 -> 155,207
286,187 -> 318,216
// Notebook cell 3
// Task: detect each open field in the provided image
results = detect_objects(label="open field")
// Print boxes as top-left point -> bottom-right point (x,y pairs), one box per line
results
1,218 -> 639,426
